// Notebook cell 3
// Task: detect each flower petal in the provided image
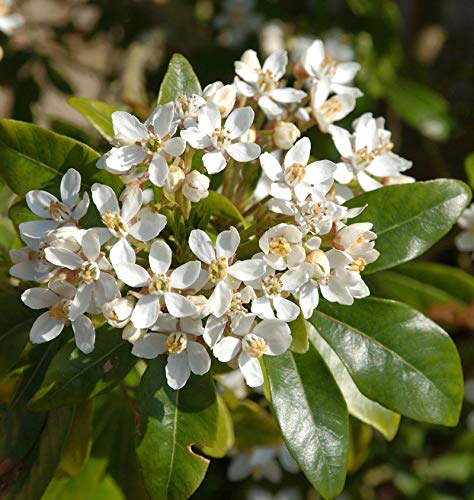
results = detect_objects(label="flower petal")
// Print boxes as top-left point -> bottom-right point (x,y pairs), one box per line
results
226,142 -> 261,162
21,288 -> 58,309
199,102 -> 221,136
216,226 -> 240,259
82,229 -> 100,261
170,261 -> 201,290
72,314 -> 96,354
164,137 -> 186,157
132,332 -> 167,359
30,312 -> 64,344
112,111 -> 147,142
131,294 -> 160,328
260,152 -> 283,181
91,183 -> 119,215
203,315 -> 226,347
238,351 -> 263,387
203,151 -> 227,174
189,229 -> 215,264
228,259 -> 266,281
187,341 -> 211,375
44,247 -> 83,270
284,137 -> 310,168
149,240 -> 172,275
129,213 -> 167,241
253,319 -> 292,355
209,281 -> 232,317
121,188 -> 143,222
225,107 -> 254,139
166,352 -> 191,390
110,238 -> 136,268
148,154 -> 169,187
114,263 -> 149,288
213,336 -> 241,362
164,293 -> 197,318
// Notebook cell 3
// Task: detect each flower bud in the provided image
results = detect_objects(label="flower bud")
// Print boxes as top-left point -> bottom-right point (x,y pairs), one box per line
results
183,171 -> 210,203
188,295 -> 212,319
103,297 -> 134,328
305,249 -> 330,279
273,121 -> 301,149
211,84 -> 236,117
122,322 -> 146,344
164,165 -> 185,193
241,126 -> 256,143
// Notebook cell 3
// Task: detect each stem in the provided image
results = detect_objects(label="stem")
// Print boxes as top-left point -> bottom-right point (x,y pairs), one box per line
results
222,158 -> 235,197
242,195 -> 270,217
234,162 -> 259,208
184,148 -> 195,173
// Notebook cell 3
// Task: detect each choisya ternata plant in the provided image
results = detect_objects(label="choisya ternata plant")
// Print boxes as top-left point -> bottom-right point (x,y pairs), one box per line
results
0,41 -> 471,500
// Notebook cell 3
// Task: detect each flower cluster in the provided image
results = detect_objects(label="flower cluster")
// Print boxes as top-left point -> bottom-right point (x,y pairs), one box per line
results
12,40 -> 417,391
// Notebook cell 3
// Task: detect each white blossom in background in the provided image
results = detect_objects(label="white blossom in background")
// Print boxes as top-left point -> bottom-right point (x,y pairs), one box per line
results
330,113 -> 413,191
21,281 -> 96,353
0,0 -> 24,36
20,168 -> 88,246
234,49 -> 306,119
301,39 -> 362,97
214,0 -> 263,47
131,314 -> 210,389
455,204 -> 474,258
181,102 -> 260,174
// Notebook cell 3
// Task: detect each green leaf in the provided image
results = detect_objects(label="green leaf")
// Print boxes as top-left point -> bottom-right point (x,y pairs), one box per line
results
195,190 -> 247,227
68,97 -> 122,143
386,79 -> 454,141
136,358 -> 219,500
157,54 -> 202,105
345,179 -> 472,274
288,306 -> 309,354
0,345 -> 54,471
56,401 -> 94,477
0,119 -> 121,197
200,395 -> 234,458
309,298 -> 464,426
264,344 -> 349,499
465,152 -> 474,190
0,293 -> 38,378
92,392 -> 148,499
308,323 -> 400,441
28,327 -> 136,411
365,262 -> 474,314
3,406 -> 75,500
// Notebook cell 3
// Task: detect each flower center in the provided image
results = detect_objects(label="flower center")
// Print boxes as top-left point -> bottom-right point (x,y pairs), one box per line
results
305,250 -> 330,282
211,127 -> 231,150
208,257 -> 228,283
46,200 -> 70,222
148,273 -> 170,293
28,248 -> 46,261
79,260 -> 100,284
262,274 -> 282,297
48,298 -> 71,321
319,96 -> 343,120
243,334 -> 268,358
320,55 -> 338,78
165,332 -> 188,355
348,257 -> 366,273
284,163 -> 306,186
269,236 -> 291,257
140,125 -> 162,153
257,69 -> 277,93
102,211 -> 129,238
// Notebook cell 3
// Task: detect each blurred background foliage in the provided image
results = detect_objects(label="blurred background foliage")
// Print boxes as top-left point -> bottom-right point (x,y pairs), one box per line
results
0,0 -> 473,498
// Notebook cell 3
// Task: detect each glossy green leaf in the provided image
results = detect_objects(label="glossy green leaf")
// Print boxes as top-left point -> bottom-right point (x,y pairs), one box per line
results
136,358 -> 219,500
3,406 -> 75,500
68,97 -> 122,143
308,323 -> 400,441
28,327 -> 136,411
345,179 -> 472,274
0,293 -> 38,378
465,152 -> 474,190
365,261 -> 474,314
0,345 -> 54,471
0,119 -> 120,196
309,298 -> 463,426
92,392 -> 148,499
386,79 -> 454,141
56,401 -> 93,477
157,54 -> 201,105
200,395 -> 234,458
195,190 -> 247,226
264,344 -> 349,499
289,306 -> 309,354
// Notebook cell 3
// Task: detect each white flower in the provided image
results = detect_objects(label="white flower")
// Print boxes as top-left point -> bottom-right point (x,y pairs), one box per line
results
189,227 -> 266,317
44,229 -> 119,318
332,222 -> 379,268
21,281 -> 95,354
181,102 -> 260,174
0,1 -> 24,36
20,168 -> 89,245
202,82 -> 237,118
214,0 -> 263,47
182,170 -> 210,202
213,317 -> 292,387
272,121 -> 301,150
310,78 -> 355,132
259,223 -> 305,270
102,297 -> 135,328
103,103 -> 186,186
114,240 -> 200,328
260,137 -> 336,202
131,315 -> 211,390
247,267 -> 305,321
330,113 -> 412,191
9,245 -> 56,283
455,204 -> 474,257
301,39 -> 362,97
91,183 -> 166,267
234,49 -> 306,119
